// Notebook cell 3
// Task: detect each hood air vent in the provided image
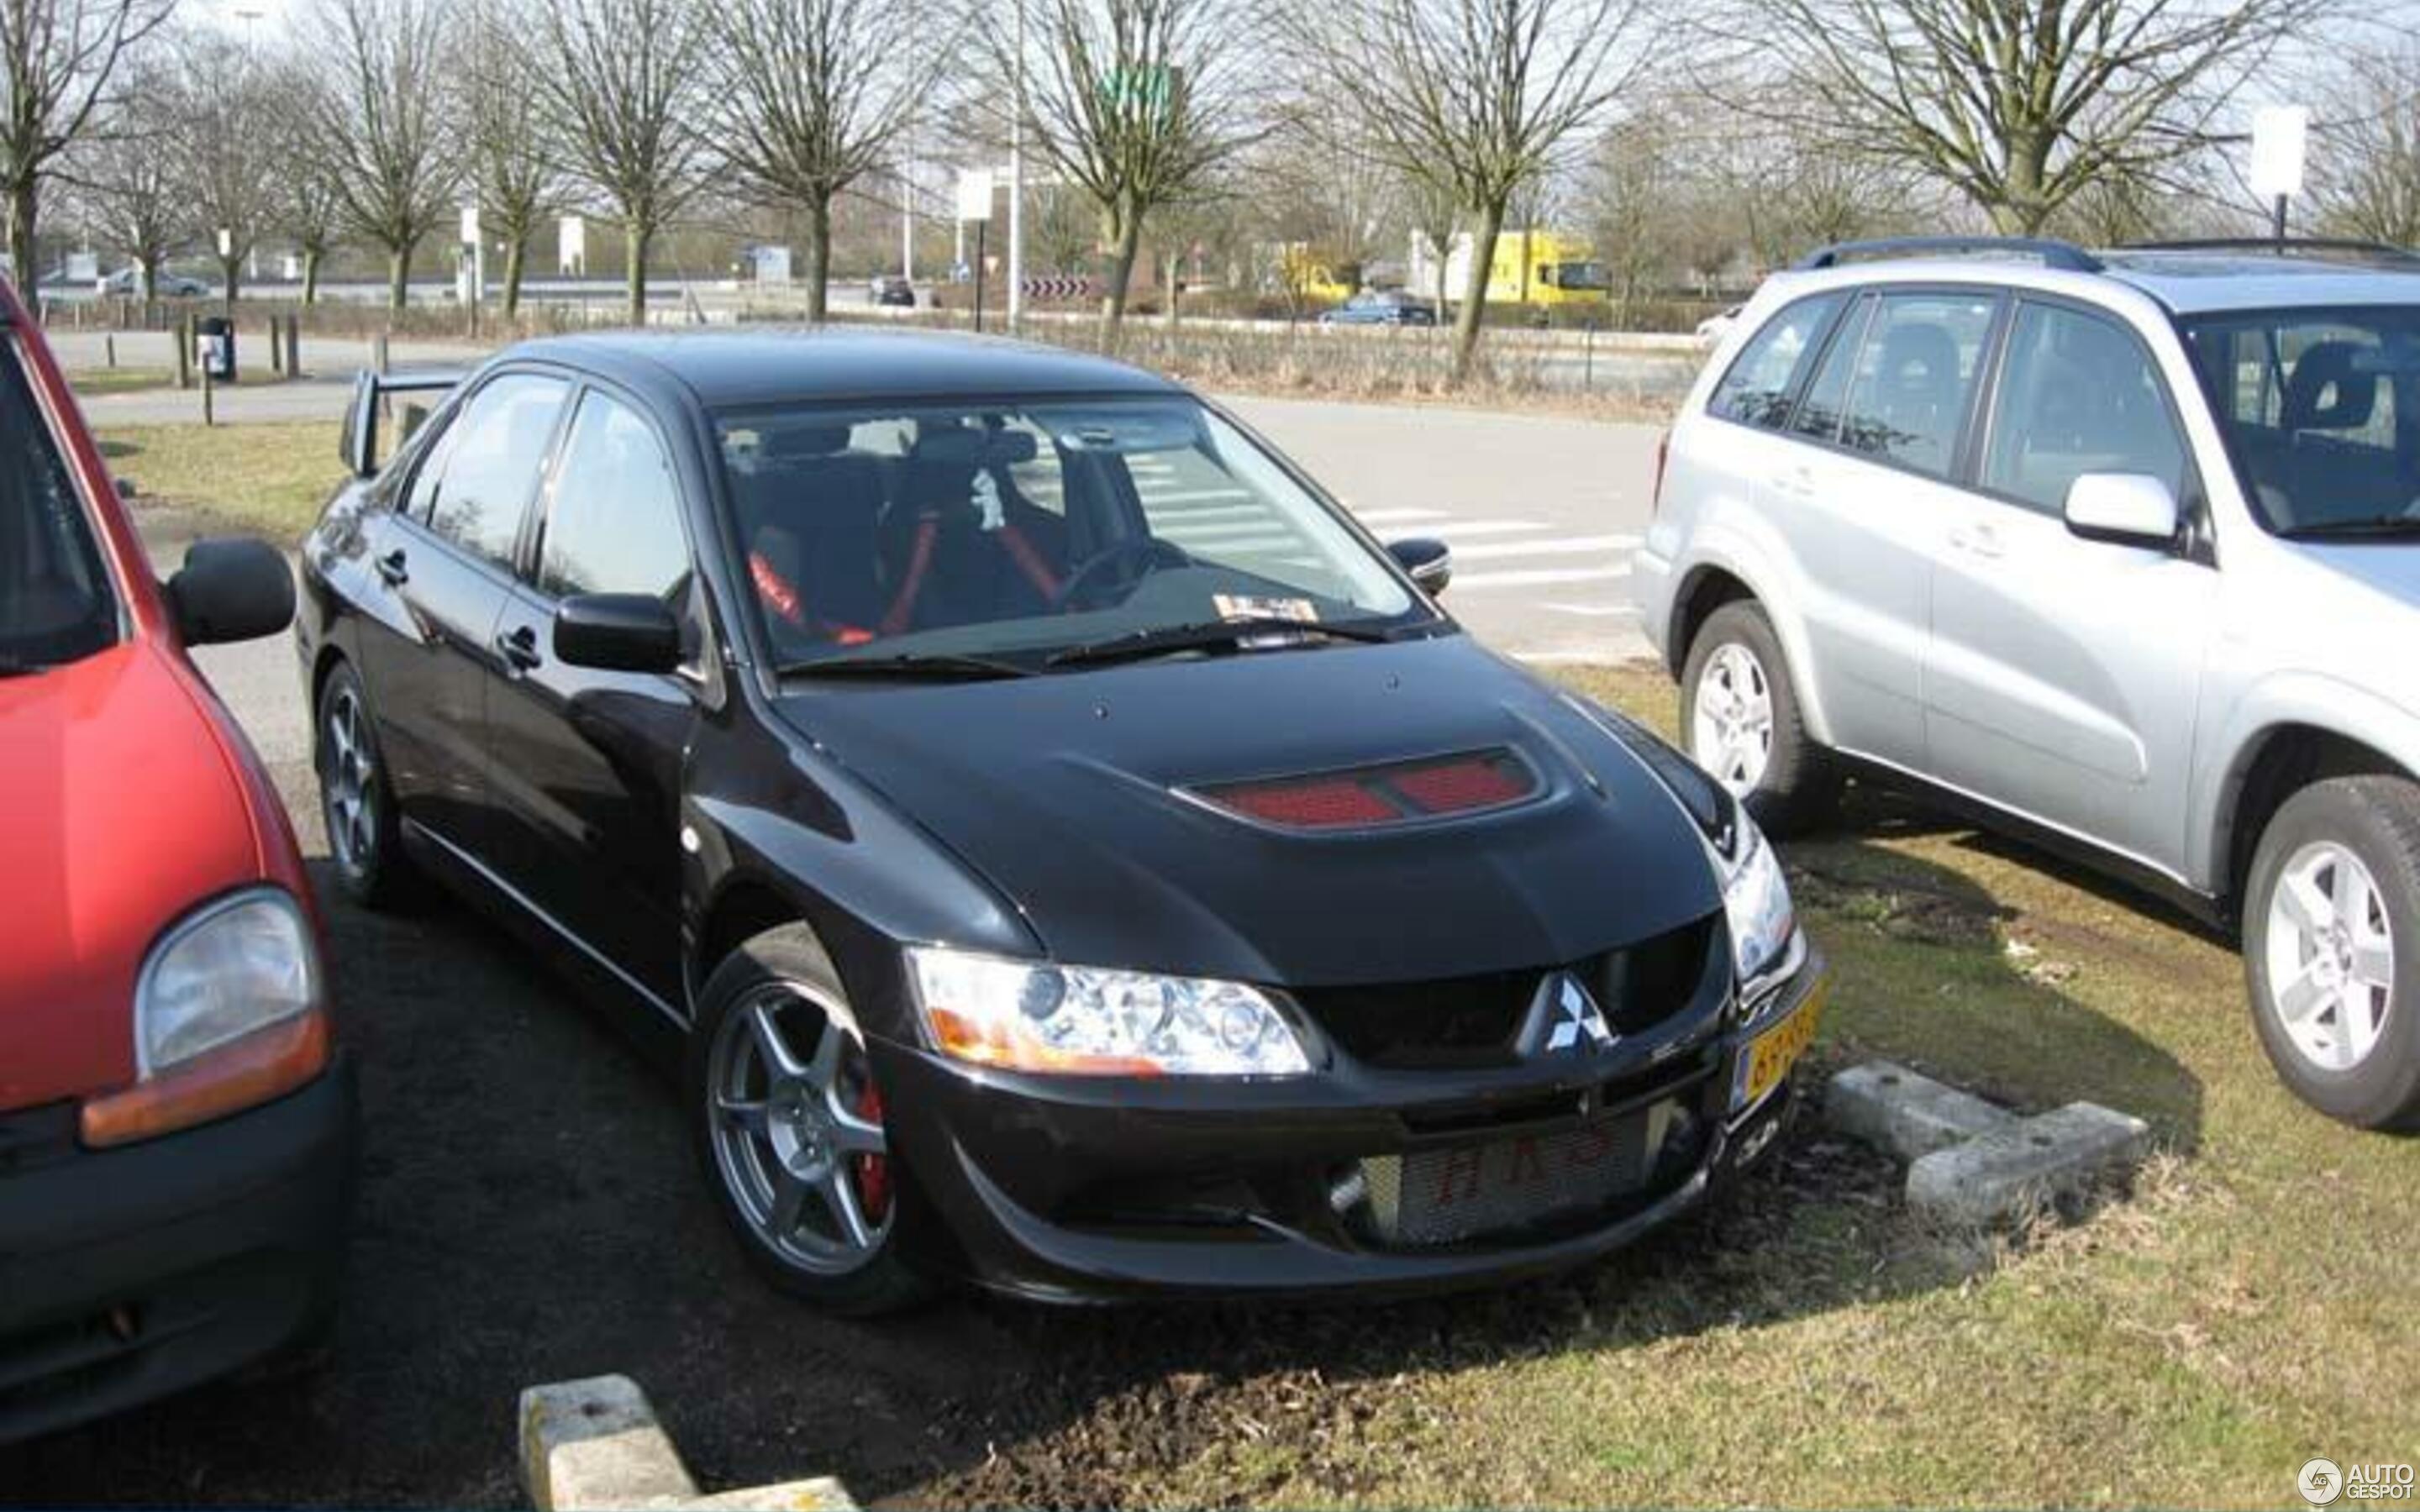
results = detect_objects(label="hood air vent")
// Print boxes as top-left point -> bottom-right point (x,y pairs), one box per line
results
1192,748 -> 1539,832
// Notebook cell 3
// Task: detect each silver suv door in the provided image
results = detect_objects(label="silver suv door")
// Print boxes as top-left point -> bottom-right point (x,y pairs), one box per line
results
1781,287 -> 2003,768
1925,297 -> 2217,874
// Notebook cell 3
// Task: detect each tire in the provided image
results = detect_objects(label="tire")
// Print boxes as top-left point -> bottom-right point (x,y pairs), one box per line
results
314,660 -> 418,910
2244,776 -> 2420,1131
1680,600 -> 1839,835
687,924 -> 930,1315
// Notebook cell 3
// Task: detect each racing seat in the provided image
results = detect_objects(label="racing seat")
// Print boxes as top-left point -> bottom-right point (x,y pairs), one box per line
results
738,424 -> 887,643
874,423 -> 1068,635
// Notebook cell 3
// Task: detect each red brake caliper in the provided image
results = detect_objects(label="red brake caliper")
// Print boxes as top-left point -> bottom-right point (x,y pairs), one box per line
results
853,1081 -> 891,1221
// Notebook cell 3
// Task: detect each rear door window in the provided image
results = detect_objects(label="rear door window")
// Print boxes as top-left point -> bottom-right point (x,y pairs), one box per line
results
537,391 -> 691,602
1707,293 -> 1847,429
415,373 -> 571,569
1982,302 -> 2191,515
0,345 -> 114,667
1833,291 -> 2000,477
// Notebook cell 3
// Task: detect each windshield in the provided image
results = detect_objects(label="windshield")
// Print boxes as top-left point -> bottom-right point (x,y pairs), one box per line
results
717,396 -> 1428,669
2181,305 -> 2420,537
0,339 -> 116,669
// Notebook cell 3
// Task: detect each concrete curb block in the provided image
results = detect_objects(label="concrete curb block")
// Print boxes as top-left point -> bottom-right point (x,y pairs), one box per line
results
520,1374 -> 857,1512
1825,1063 -> 2154,1226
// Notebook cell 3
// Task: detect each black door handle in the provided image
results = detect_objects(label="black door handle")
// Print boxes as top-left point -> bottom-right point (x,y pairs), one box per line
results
374,549 -> 409,585
495,623 -> 541,672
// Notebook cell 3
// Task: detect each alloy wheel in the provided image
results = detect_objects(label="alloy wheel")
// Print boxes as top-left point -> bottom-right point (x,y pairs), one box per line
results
706,984 -> 893,1275
2263,840 -> 2396,1072
1691,642 -> 1776,795
319,686 -> 377,876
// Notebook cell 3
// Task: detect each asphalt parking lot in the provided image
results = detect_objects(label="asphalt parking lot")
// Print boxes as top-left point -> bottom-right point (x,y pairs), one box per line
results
0,507 -> 1846,1507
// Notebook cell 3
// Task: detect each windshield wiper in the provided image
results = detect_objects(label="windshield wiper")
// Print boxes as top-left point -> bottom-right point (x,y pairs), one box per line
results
777,650 -> 1036,681
2279,516 -> 2420,540
1044,617 -> 1396,669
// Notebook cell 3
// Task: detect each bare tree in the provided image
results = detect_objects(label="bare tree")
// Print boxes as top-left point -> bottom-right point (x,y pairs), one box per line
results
710,0 -> 942,321
2310,50 -> 2420,247
1402,166 -> 1460,315
1004,0 -> 1251,344
169,29 -> 282,306
73,54 -> 182,300
308,0 -> 456,311
1734,0 -> 2338,235
529,0 -> 711,324
459,0 -> 559,318
0,0 -> 173,284
1289,0 -> 1657,379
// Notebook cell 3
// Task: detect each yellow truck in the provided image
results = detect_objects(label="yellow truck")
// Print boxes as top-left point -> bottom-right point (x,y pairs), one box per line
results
1482,229 -> 1611,310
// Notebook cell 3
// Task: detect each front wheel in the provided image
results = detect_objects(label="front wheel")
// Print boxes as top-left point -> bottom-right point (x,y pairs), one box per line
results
315,661 -> 417,910
1680,601 -> 1839,835
689,925 -> 930,1314
2245,776 -> 2420,1130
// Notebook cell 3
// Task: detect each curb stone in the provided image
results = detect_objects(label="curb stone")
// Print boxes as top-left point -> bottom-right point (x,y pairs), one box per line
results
1825,1062 -> 2154,1225
520,1374 -> 857,1512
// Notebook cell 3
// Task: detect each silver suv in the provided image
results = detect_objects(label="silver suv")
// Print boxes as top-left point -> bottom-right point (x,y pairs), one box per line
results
1637,236 -> 2420,1130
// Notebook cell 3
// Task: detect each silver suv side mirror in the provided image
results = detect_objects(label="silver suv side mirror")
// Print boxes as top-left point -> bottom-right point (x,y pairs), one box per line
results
2064,472 -> 2180,548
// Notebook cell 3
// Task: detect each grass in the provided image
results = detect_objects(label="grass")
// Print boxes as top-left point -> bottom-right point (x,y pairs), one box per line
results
95,419 -> 341,542
99,418 -> 2418,1509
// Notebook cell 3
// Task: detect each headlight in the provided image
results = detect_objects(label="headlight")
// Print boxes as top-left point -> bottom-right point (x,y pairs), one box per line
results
136,888 -> 322,1075
907,948 -> 1312,1078
1719,819 -> 1797,983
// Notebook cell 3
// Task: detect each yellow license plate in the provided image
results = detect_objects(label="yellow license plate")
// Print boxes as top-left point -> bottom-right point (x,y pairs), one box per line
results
1732,984 -> 1825,1112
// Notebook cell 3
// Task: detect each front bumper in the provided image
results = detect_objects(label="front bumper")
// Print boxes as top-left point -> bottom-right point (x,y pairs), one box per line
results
876,948 -> 1824,1303
0,1061 -> 358,1444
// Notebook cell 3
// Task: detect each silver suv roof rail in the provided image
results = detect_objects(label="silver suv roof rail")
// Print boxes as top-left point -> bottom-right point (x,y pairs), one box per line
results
1793,236 -> 2104,273
2115,238 -> 2420,270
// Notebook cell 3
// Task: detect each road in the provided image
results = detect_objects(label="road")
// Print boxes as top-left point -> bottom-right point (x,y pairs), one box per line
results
63,347 -> 1663,664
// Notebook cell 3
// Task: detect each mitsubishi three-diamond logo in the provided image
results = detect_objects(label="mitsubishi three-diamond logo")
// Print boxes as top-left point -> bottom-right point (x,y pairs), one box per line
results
1541,973 -> 1615,1053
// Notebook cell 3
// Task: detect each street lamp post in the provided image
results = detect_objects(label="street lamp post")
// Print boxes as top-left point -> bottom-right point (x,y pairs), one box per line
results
1007,2 -> 1024,330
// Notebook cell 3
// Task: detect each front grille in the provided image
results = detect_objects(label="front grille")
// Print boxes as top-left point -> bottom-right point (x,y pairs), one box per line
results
1292,911 -> 1724,1068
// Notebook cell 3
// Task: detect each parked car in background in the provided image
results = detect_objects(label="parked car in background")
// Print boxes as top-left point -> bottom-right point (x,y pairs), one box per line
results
98,268 -> 211,298
1638,235 -> 2420,1129
299,328 -> 1825,1314
0,275 -> 354,1443
1319,290 -> 1439,327
870,276 -> 916,309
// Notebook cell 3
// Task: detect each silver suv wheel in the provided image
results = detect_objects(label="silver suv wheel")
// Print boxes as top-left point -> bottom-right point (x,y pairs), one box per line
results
2260,840 -> 2395,1072
1689,642 -> 1776,796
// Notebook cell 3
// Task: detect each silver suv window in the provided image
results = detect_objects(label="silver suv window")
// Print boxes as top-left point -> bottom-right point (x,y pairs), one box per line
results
1832,292 -> 1997,478
1707,293 -> 1846,429
1982,302 -> 2191,516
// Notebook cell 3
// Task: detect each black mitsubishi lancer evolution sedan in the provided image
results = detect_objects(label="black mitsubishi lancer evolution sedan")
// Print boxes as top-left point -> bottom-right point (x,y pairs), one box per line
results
297,327 -> 1828,1313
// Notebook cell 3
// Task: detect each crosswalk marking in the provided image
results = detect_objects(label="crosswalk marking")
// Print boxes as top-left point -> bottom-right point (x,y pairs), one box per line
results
1447,533 -> 1638,561
1450,564 -> 1634,590
1354,507 -> 1449,524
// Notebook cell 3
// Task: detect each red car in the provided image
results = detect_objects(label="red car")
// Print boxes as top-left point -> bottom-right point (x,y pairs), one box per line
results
0,277 -> 354,1442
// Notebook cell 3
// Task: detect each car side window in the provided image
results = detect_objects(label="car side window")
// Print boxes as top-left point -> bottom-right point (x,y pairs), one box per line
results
1833,291 -> 1998,477
1707,293 -> 1847,430
1790,296 -> 1872,444
417,373 -> 571,569
537,390 -> 691,601
1982,302 -> 2191,516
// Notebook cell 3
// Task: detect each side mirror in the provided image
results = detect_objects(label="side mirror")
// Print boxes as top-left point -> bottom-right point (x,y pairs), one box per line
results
554,593 -> 682,674
2064,472 -> 2180,548
1388,536 -> 1453,596
166,537 -> 295,646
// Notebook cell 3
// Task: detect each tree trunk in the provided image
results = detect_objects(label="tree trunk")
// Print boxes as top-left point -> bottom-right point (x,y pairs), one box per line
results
1450,199 -> 1505,383
1431,237 -> 1449,315
501,235 -> 527,320
625,221 -> 650,327
1097,203 -> 1143,351
8,177 -> 35,291
221,254 -> 242,311
387,243 -> 412,312
804,194 -> 832,323
1164,245 -> 1179,331
139,252 -> 162,310
302,247 -> 323,306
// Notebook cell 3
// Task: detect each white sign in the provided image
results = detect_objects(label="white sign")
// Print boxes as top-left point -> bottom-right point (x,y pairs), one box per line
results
2250,105 -> 2310,198
216,227 -> 232,258
558,215 -> 587,275
956,170 -> 995,223
66,251 -> 97,284
460,204 -> 481,244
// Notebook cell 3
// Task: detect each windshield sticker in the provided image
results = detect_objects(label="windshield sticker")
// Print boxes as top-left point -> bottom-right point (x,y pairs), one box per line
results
1213,594 -> 1319,624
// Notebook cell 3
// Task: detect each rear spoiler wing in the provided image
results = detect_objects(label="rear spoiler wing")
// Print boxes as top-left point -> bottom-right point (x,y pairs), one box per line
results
340,367 -> 467,479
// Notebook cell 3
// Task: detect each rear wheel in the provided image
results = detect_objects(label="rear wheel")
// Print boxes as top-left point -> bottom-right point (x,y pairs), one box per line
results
689,925 -> 929,1314
1681,601 -> 1839,834
2245,776 -> 2420,1130
315,661 -> 416,909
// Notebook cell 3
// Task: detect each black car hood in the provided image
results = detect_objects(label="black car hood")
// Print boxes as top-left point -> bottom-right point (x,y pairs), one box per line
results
772,634 -> 1723,986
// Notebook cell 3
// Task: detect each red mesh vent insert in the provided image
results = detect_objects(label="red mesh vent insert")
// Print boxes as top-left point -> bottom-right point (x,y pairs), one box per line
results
1210,777 -> 1400,828
1391,755 -> 1534,815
